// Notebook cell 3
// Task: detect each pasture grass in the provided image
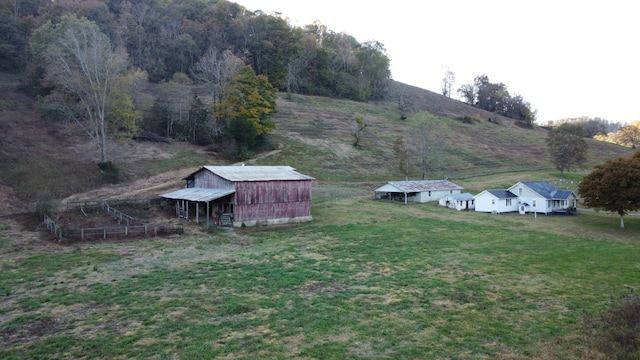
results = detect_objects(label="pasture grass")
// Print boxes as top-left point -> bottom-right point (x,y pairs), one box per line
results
1,184 -> 638,359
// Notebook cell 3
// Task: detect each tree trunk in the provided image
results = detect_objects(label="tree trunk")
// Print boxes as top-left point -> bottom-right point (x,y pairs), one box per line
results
619,214 -> 625,229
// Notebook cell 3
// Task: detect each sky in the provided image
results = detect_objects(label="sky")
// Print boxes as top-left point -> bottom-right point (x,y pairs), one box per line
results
234,0 -> 638,124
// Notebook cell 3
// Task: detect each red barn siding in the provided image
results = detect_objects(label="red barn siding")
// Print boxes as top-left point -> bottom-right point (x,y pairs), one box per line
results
234,180 -> 312,222
236,202 -> 311,223
235,181 -> 311,204
184,168 -> 313,225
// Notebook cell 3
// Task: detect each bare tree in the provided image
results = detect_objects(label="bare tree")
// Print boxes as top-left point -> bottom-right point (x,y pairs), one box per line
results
391,81 -> 415,120
34,15 -> 129,164
286,58 -> 303,98
190,47 -> 244,106
158,72 -> 192,138
393,135 -> 411,180
393,122 -> 446,180
441,67 -> 455,98
415,122 -> 446,180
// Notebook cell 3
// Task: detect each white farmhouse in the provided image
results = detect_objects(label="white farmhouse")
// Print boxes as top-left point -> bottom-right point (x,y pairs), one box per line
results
474,181 -> 578,215
508,181 -> 578,215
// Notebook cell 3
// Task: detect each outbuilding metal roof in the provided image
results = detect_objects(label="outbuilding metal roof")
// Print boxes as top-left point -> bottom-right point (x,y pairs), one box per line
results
449,192 -> 475,201
192,165 -> 314,182
160,188 -> 235,202
375,180 -> 463,193
481,190 -> 518,199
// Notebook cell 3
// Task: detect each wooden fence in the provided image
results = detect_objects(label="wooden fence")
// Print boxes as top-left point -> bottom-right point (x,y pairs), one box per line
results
66,199 -> 151,211
42,199 -> 182,243
69,223 -> 184,240
101,201 -> 136,225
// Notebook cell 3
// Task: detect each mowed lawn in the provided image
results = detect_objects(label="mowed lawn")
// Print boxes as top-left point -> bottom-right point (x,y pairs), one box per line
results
1,184 -> 639,359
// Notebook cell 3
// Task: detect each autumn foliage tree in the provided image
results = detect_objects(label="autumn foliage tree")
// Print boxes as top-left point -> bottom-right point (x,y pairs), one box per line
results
578,150 -> 640,229
219,66 -> 277,159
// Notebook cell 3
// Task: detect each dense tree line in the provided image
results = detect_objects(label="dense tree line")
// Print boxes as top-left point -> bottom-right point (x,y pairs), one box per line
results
457,74 -> 536,126
0,0 -> 392,168
546,117 -> 640,149
545,117 -> 623,138
0,0 -> 390,101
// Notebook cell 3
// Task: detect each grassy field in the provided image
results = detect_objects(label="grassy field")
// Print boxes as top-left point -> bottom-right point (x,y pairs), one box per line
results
1,72 -> 638,358
1,183 -> 638,359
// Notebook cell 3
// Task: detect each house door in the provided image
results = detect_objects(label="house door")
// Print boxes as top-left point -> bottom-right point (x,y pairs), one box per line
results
519,205 -> 526,215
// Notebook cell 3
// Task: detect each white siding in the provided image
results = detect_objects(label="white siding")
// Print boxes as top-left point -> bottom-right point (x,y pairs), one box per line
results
474,191 -> 518,213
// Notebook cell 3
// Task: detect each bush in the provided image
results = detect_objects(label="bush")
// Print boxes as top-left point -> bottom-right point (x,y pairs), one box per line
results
35,189 -> 57,217
583,292 -> 640,359
98,161 -> 120,183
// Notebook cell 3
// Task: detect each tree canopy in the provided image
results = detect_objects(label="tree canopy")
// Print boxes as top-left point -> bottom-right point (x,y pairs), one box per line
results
220,66 -> 278,159
578,150 -> 640,229
545,123 -> 588,176
457,74 -> 536,126
13,0 -> 391,102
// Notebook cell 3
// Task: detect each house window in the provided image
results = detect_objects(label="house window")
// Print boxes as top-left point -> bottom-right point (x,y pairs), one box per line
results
519,188 -> 523,196
506,199 -> 512,206
428,191 -> 431,196
450,190 -> 453,194
491,199 -> 495,205
532,200 -> 536,207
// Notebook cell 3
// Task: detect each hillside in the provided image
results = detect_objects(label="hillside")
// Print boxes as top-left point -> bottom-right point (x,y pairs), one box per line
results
0,73 -> 634,215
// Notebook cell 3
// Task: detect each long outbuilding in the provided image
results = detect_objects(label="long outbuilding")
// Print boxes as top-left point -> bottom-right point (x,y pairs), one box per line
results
373,180 -> 464,204
160,165 -> 314,227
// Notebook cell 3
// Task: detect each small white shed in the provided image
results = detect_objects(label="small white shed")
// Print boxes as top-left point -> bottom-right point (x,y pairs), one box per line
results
439,193 -> 475,210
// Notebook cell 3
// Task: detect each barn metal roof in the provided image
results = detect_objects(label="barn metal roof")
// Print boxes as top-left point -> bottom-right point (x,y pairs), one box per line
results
160,188 -> 235,202
375,180 -> 463,193
193,165 -> 314,182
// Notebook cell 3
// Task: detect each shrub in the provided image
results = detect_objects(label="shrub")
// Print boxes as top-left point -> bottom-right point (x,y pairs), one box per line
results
98,161 -> 120,183
583,292 -> 640,359
35,189 -> 57,217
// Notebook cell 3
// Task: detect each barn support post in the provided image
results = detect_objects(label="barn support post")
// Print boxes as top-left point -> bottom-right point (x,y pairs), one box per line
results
196,202 -> 199,224
404,192 -> 408,205
206,201 -> 210,228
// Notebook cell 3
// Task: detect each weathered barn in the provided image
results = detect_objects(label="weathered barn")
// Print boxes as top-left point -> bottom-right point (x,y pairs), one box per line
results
160,166 -> 314,227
